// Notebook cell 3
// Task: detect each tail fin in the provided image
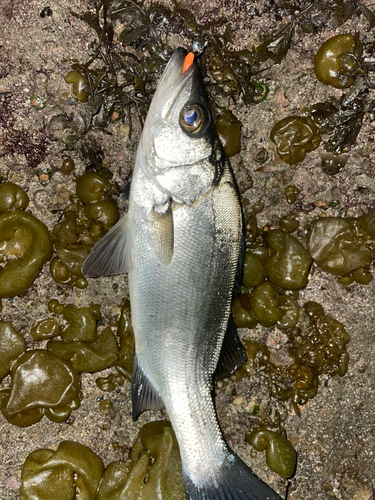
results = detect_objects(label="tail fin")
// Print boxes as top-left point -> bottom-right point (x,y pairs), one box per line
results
184,454 -> 282,500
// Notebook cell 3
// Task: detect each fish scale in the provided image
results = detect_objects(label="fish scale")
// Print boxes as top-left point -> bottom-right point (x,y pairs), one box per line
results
83,47 -> 282,500
129,167 -> 240,485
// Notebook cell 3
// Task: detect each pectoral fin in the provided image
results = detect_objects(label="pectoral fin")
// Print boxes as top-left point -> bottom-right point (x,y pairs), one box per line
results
131,355 -> 164,421
149,206 -> 174,266
82,215 -> 132,277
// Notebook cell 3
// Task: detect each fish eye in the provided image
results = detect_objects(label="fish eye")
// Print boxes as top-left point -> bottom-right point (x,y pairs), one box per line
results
184,108 -> 199,126
179,104 -> 206,134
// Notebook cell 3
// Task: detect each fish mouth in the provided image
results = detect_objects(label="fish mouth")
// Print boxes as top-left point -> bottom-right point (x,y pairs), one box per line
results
154,49 -> 195,100
139,48 -> 202,167
146,48 -> 197,123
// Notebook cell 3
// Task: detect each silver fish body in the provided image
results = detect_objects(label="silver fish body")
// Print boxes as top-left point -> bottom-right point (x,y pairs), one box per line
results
83,48 -> 281,500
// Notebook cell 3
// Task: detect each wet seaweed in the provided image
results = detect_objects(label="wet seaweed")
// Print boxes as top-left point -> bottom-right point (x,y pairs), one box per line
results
253,22 -> 295,65
303,86 -> 375,154
272,0 -> 375,31
68,1 -> 155,139
66,0 -> 244,141
67,0 -> 375,154
80,138 -> 113,179
0,93 -> 48,169
254,1 -> 375,67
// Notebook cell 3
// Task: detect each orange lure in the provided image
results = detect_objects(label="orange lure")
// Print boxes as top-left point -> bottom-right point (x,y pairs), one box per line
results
182,52 -> 194,73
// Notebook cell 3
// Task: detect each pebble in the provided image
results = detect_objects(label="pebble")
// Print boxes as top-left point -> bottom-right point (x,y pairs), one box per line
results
233,395 -> 244,406
355,489 -> 372,500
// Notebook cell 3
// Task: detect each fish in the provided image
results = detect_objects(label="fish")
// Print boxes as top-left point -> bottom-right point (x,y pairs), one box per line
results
83,48 -> 282,500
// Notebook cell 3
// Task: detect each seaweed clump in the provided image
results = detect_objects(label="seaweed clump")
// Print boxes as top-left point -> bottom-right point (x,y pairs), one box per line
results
314,33 -> 364,89
97,421 -> 185,500
50,170 -> 119,288
20,441 -> 104,500
0,300 -> 122,427
246,426 -> 296,479
0,320 -> 26,381
307,215 -> 375,285
232,221 -> 312,330
46,302 -> 120,373
266,1 -> 375,34
270,26 -> 374,164
235,301 -> 350,411
302,91 -> 374,155
231,208 -> 351,412
270,116 -> 321,165
65,0 -> 178,139
248,0 -> 375,74
19,422 -> 185,500
0,348 -> 81,427
0,182 -> 53,298
65,0 -> 268,154
0,94 -> 48,169
227,208 -> 372,413
271,74 -> 374,164
114,298 -> 135,381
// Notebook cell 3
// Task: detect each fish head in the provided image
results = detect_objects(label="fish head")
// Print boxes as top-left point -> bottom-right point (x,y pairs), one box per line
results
140,48 -> 221,193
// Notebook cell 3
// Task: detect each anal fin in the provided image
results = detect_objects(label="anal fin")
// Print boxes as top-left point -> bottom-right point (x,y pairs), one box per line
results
215,315 -> 247,380
131,355 -> 164,421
